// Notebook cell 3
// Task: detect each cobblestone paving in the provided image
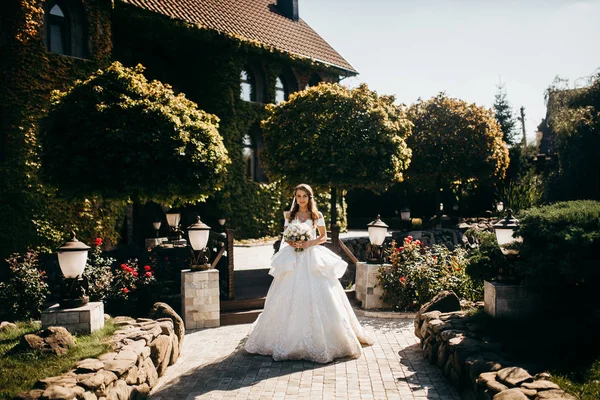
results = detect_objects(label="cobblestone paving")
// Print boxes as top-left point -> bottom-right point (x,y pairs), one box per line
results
150,317 -> 460,400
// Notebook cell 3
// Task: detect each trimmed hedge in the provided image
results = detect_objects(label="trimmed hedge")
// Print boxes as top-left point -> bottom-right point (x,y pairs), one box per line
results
516,200 -> 600,291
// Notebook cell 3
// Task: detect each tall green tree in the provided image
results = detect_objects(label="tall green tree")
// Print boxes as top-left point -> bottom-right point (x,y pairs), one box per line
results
547,72 -> 600,200
406,93 -> 509,217
41,62 -> 230,202
493,83 -> 518,146
261,83 -> 412,225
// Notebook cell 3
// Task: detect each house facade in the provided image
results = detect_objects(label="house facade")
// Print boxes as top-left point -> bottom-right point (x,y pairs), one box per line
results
0,0 -> 356,256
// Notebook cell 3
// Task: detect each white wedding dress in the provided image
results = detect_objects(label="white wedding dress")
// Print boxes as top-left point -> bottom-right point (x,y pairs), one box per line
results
244,216 -> 373,363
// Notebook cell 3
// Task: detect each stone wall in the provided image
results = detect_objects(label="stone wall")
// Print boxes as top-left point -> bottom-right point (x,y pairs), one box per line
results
413,310 -> 576,400
15,314 -> 183,400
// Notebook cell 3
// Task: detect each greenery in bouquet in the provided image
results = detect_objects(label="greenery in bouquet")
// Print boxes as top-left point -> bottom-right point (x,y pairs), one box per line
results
84,238 -> 115,301
378,236 -> 481,311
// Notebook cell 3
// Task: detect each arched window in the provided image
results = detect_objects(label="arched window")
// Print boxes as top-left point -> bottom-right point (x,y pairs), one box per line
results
240,70 -> 256,102
44,0 -> 88,58
275,77 -> 286,103
48,4 -> 68,54
242,133 -> 255,180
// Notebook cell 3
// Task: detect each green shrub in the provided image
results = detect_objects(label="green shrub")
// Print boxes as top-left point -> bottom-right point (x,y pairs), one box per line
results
83,238 -> 115,302
515,200 -> 600,291
378,236 -> 482,311
0,251 -> 49,320
464,229 -> 509,282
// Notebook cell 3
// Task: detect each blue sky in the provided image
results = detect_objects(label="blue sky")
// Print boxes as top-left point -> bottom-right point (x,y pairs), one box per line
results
300,0 -> 600,144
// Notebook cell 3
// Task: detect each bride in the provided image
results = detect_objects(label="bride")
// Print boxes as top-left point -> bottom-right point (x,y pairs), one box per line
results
244,183 -> 373,363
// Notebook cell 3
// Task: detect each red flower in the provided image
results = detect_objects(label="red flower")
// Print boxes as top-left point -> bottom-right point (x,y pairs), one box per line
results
144,265 -> 151,271
399,277 -> 406,283
404,235 -> 413,243
414,240 -> 421,245
433,256 -> 438,261
120,263 -> 128,270
145,272 -> 152,278
399,247 -> 404,251
94,238 -> 103,246
122,288 -> 130,293
132,271 -> 139,277
164,256 -> 169,261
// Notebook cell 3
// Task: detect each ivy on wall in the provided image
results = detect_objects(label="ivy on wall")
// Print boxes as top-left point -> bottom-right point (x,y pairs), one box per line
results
0,0 -> 119,261
0,0 -> 351,263
111,4 -> 347,238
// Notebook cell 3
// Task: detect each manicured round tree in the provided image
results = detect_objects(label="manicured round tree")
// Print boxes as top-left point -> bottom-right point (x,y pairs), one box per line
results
261,83 -> 412,225
406,93 -> 509,217
41,62 -> 230,202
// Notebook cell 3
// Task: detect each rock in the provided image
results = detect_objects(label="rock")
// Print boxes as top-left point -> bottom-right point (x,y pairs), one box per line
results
493,388 -> 529,399
35,375 -> 78,390
142,357 -> 158,387
103,359 -> 136,376
105,379 -> 130,400
477,372 -> 509,394
169,333 -> 180,365
0,321 -> 17,331
150,335 -> 172,376
120,340 -> 147,357
21,327 -> 76,355
13,389 -> 44,400
415,291 -> 461,333
76,358 -> 105,373
535,389 -> 577,399
40,384 -> 78,400
80,392 -> 98,400
124,366 -> 139,385
533,372 -> 552,381
519,387 -> 537,397
130,383 -> 150,400
414,310 -> 441,340
496,367 -> 533,387
78,370 -> 117,391
150,303 -> 184,353
157,320 -> 174,336
521,380 -> 560,391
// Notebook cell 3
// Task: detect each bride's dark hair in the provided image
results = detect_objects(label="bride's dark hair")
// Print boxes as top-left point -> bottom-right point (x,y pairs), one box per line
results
288,184 -> 320,222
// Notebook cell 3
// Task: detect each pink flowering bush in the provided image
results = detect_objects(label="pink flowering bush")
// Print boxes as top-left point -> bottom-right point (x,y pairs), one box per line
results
377,236 -> 481,311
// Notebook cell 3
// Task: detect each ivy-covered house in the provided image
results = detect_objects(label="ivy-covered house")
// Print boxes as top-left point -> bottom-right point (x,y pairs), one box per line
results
0,0 -> 357,257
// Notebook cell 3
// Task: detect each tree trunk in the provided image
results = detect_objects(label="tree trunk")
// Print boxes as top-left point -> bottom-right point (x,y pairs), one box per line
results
126,202 -> 134,245
330,186 -> 337,228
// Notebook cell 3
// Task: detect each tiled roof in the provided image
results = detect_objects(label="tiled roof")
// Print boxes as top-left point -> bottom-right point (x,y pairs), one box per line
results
118,0 -> 358,75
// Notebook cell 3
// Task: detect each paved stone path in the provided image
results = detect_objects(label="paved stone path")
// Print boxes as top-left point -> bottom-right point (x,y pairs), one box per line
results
149,317 -> 460,400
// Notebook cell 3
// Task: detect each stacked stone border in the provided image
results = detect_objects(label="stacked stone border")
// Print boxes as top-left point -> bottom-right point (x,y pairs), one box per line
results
414,308 -> 576,400
15,308 -> 184,400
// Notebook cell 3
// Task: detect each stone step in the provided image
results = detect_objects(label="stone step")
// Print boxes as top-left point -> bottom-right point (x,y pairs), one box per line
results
220,309 -> 263,326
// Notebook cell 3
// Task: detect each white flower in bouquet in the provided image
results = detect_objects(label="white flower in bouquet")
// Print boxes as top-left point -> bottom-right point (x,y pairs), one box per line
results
283,220 -> 312,252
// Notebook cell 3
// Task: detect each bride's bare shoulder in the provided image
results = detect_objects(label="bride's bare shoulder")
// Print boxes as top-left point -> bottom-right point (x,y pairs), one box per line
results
283,211 -> 291,220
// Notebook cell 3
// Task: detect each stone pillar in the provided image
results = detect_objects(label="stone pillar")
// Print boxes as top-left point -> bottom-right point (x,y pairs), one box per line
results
355,262 -> 390,310
41,302 -> 104,334
181,269 -> 220,329
484,280 -> 541,318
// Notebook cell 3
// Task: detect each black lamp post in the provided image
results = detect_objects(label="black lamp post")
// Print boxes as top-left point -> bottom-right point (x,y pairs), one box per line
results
493,209 -> 522,280
57,233 -> 90,308
188,216 -> 212,270
367,215 -> 389,264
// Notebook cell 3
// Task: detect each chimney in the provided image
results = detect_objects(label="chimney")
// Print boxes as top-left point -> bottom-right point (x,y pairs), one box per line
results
277,0 -> 299,21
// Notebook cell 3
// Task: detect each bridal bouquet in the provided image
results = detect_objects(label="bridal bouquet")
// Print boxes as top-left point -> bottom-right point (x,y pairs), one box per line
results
283,221 -> 312,252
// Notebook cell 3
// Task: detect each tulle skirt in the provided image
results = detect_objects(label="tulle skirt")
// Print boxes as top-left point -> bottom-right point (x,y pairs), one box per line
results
244,244 -> 373,363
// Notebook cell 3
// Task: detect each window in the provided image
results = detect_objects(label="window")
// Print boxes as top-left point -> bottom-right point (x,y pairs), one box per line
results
275,77 -> 286,103
240,70 -> 255,102
242,133 -> 255,180
48,4 -> 68,54
44,0 -> 88,58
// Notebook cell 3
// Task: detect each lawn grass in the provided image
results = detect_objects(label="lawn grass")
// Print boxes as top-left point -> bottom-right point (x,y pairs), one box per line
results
0,320 -> 117,400
551,359 -> 600,400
